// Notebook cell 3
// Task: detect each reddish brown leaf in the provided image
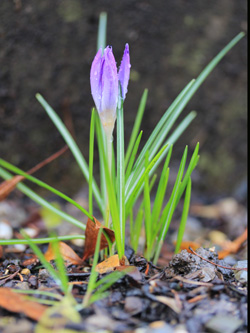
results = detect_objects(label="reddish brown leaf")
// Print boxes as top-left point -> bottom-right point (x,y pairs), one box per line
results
82,217 -> 115,261
44,241 -> 83,266
218,228 -> 247,259
0,288 -> 48,321
0,175 -> 24,201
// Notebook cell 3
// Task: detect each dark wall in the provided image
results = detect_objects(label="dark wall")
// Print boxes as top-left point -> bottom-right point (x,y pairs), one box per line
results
0,0 -> 247,200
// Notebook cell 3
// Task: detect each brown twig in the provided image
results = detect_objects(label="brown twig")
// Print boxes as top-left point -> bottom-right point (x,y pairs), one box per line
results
189,247 -> 247,271
187,294 -> 207,304
27,145 -> 68,175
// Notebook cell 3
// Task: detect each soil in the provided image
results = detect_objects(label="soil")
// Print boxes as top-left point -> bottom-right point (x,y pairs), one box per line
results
0,243 -> 247,333
0,196 -> 248,333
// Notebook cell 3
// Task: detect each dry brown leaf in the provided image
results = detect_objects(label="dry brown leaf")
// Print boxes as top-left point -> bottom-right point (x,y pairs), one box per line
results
95,255 -> 129,274
0,288 -> 48,321
82,217 -> 115,261
115,265 -> 142,281
44,241 -> 83,265
0,175 -> 24,201
0,245 -> 3,259
173,240 -> 201,253
218,228 -> 247,259
95,254 -> 120,274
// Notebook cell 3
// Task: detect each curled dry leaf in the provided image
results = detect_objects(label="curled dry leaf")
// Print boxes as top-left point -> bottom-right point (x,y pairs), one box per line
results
44,241 -> 83,266
0,288 -> 48,321
155,295 -> 182,314
0,175 -> 24,201
82,217 -> 115,261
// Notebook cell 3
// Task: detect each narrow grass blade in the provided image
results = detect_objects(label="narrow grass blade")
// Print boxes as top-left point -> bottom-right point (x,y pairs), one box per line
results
89,109 -> 95,215
148,111 -> 196,178
175,142 -> 199,207
95,115 -> 123,258
97,12 -> 107,52
153,147 -> 188,263
143,152 -> 152,258
0,159 -> 92,223
125,145 -> 168,215
36,94 -> 103,213
175,177 -> 192,253
13,289 -> 63,300
0,235 -> 85,246
50,232 -> 69,293
0,167 -> 86,231
128,79 -> 195,183
117,96 -> 125,247
20,230 -> 62,290
83,228 -> 102,308
130,208 -> 143,252
151,145 -> 172,225
125,89 -> 148,168
125,131 -> 143,182
130,174 -> 157,252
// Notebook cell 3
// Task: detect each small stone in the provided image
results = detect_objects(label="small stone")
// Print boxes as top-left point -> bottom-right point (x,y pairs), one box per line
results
233,260 -> 248,284
205,314 -> 243,333
0,220 -> 13,239
21,268 -> 30,275
174,324 -> 188,333
200,266 -> 216,282
124,296 -> 143,315
13,244 -> 26,252
145,321 -> 174,333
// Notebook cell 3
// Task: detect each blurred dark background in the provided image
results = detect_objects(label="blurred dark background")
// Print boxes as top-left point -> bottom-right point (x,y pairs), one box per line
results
0,0 -> 247,203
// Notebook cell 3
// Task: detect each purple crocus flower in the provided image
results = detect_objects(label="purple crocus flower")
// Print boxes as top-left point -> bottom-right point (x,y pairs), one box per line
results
118,43 -> 131,100
90,44 -> 130,132
90,46 -> 118,129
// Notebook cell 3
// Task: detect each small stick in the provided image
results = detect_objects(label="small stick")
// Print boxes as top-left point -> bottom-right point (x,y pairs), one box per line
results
187,294 -> 207,304
172,275 -> 213,287
189,247 -> 247,271
27,145 -> 68,175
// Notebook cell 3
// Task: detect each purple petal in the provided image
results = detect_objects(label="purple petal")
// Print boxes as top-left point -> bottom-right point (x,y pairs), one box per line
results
100,46 -> 118,122
90,48 -> 103,113
118,43 -> 130,100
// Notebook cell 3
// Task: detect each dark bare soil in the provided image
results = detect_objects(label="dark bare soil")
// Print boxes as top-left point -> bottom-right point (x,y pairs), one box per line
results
0,244 -> 247,333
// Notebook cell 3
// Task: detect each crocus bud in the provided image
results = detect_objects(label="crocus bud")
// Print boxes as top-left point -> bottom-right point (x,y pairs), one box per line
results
90,46 -> 118,134
118,43 -> 131,100
90,44 -> 130,137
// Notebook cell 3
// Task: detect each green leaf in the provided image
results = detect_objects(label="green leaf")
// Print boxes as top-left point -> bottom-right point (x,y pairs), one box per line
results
0,167 -> 86,231
36,94 -> 103,214
0,158 -> 92,223
175,177 -> 192,254
125,89 -> 148,168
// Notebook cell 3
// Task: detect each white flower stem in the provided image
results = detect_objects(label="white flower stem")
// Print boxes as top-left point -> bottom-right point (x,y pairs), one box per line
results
103,123 -> 114,228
